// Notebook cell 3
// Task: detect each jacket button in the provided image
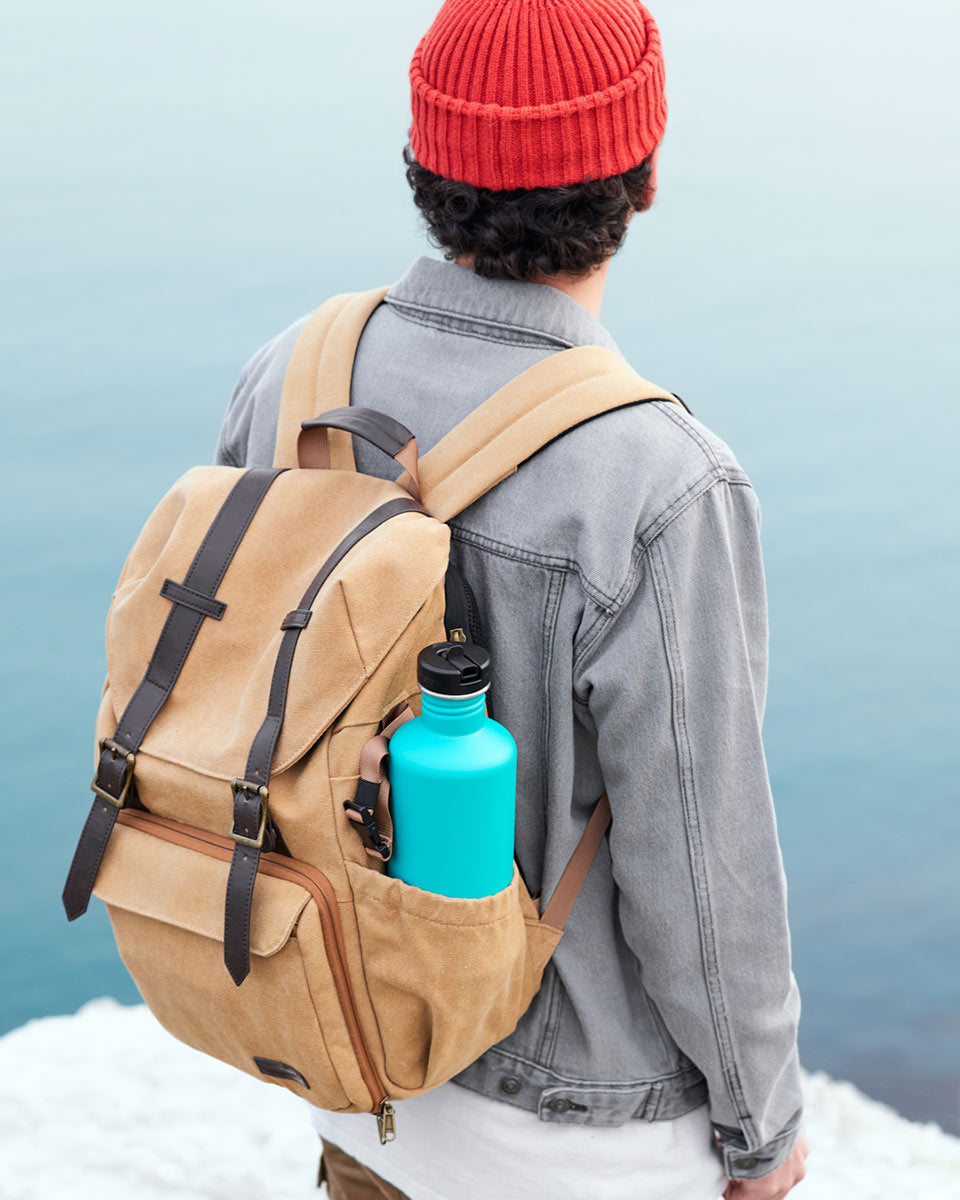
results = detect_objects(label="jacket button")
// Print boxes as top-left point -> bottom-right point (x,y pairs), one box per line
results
547,1097 -> 572,1112
737,1156 -> 759,1170
499,1075 -> 522,1095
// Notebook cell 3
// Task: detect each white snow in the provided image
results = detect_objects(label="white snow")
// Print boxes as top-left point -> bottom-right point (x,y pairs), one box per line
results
0,998 -> 957,1200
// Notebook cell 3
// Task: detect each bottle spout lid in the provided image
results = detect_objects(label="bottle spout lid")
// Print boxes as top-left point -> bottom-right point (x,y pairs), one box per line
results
417,641 -> 491,697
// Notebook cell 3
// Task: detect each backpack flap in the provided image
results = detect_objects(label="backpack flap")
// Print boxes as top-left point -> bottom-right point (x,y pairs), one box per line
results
99,465 -> 449,838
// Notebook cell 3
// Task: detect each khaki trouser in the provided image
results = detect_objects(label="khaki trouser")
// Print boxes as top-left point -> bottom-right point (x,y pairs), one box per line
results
319,1138 -> 412,1200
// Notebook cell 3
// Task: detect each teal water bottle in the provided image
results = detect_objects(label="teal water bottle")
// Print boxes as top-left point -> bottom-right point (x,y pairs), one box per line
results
386,642 -> 516,898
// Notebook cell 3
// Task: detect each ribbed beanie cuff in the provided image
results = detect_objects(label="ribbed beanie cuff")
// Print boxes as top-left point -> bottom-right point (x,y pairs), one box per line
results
409,0 -> 667,191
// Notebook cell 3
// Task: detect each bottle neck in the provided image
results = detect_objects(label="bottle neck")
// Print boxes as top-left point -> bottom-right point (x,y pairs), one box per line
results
419,689 -> 487,734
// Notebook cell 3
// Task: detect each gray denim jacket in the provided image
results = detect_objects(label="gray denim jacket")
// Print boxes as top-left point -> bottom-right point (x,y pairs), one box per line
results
215,255 -> 803,1180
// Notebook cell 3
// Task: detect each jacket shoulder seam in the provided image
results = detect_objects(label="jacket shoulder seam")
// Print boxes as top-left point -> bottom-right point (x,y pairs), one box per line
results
650,397 -> 726,475
572,468 -> 731,675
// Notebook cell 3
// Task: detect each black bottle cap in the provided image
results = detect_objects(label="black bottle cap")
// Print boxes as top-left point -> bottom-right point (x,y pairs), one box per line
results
417,642 -> 491,697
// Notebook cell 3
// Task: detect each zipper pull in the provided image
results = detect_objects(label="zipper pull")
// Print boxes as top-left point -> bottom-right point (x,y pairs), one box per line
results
376,1099 -> 397,1144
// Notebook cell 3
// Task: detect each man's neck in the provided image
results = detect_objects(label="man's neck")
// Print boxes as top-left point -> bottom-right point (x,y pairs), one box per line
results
454,254 -> 611,320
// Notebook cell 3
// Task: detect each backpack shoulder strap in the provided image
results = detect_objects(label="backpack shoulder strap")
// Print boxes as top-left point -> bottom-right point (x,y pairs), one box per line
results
397,345 -> 685,522
539,791 -> 612,930
272,286 -> 388,469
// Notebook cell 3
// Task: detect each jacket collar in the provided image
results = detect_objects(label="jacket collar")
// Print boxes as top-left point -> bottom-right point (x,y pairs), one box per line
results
384,255 -> 621,354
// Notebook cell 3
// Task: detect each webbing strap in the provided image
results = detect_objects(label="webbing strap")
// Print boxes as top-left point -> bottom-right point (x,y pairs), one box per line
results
62,467 -> 284,922
539,792 -> 612,930
343,703 -> 417,862
223,495 -> 428,985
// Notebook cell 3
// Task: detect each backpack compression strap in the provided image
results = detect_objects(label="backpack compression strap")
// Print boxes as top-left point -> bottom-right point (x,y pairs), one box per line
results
62,467 -> 285,922
224,493 -> 428,986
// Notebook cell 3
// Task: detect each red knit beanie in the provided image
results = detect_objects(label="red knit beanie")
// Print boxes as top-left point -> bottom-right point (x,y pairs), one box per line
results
408,0 -> 667,191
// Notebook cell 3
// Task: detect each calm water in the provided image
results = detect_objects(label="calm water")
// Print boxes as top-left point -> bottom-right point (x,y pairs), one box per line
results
2,1 -> 958,1133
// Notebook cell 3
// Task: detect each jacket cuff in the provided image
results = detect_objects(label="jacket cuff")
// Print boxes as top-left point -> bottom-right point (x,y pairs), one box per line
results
714,1110 -> 803,1180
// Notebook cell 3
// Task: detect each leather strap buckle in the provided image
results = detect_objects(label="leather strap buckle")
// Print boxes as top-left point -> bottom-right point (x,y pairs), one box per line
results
90,737 -> 136,808
229,779 -> 270,848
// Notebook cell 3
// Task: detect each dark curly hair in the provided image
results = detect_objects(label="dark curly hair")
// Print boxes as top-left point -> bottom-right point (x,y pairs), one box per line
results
403,142 -> 654,283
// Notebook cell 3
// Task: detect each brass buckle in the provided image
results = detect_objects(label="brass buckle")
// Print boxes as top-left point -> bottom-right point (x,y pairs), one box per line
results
230,779 -> 270,848
90,737 -> 136,808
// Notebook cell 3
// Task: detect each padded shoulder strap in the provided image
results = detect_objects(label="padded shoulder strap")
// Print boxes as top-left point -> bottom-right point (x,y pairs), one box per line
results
398,346 -> 684,522
273,286 -> 388,469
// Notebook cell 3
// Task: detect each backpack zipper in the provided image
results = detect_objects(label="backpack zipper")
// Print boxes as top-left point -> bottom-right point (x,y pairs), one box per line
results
444,562 -> 484,646
443,563 -> 492,716
115,808 -> 397,1143
461,572 -> 484,646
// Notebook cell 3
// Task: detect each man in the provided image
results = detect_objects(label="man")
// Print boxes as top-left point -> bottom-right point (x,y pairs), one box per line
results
215,2 -> 808,1197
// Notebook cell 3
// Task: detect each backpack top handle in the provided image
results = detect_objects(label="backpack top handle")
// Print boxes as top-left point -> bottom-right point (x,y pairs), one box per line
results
299,407 -> 422,504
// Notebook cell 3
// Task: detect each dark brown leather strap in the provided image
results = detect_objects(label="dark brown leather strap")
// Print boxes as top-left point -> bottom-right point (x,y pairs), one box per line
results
254,1056 -> 310,1088
539,791 -> 612,930
299,408 -> 422,504
223,495 -> 428,985
301,407 -> 415,460
62,467 -> 284,922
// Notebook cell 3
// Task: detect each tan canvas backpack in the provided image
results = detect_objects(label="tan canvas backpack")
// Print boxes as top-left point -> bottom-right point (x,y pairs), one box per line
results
62,285 -> 686,1143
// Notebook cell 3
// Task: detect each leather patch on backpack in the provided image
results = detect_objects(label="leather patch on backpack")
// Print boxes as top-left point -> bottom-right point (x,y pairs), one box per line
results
254,1056 -> 310,1089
